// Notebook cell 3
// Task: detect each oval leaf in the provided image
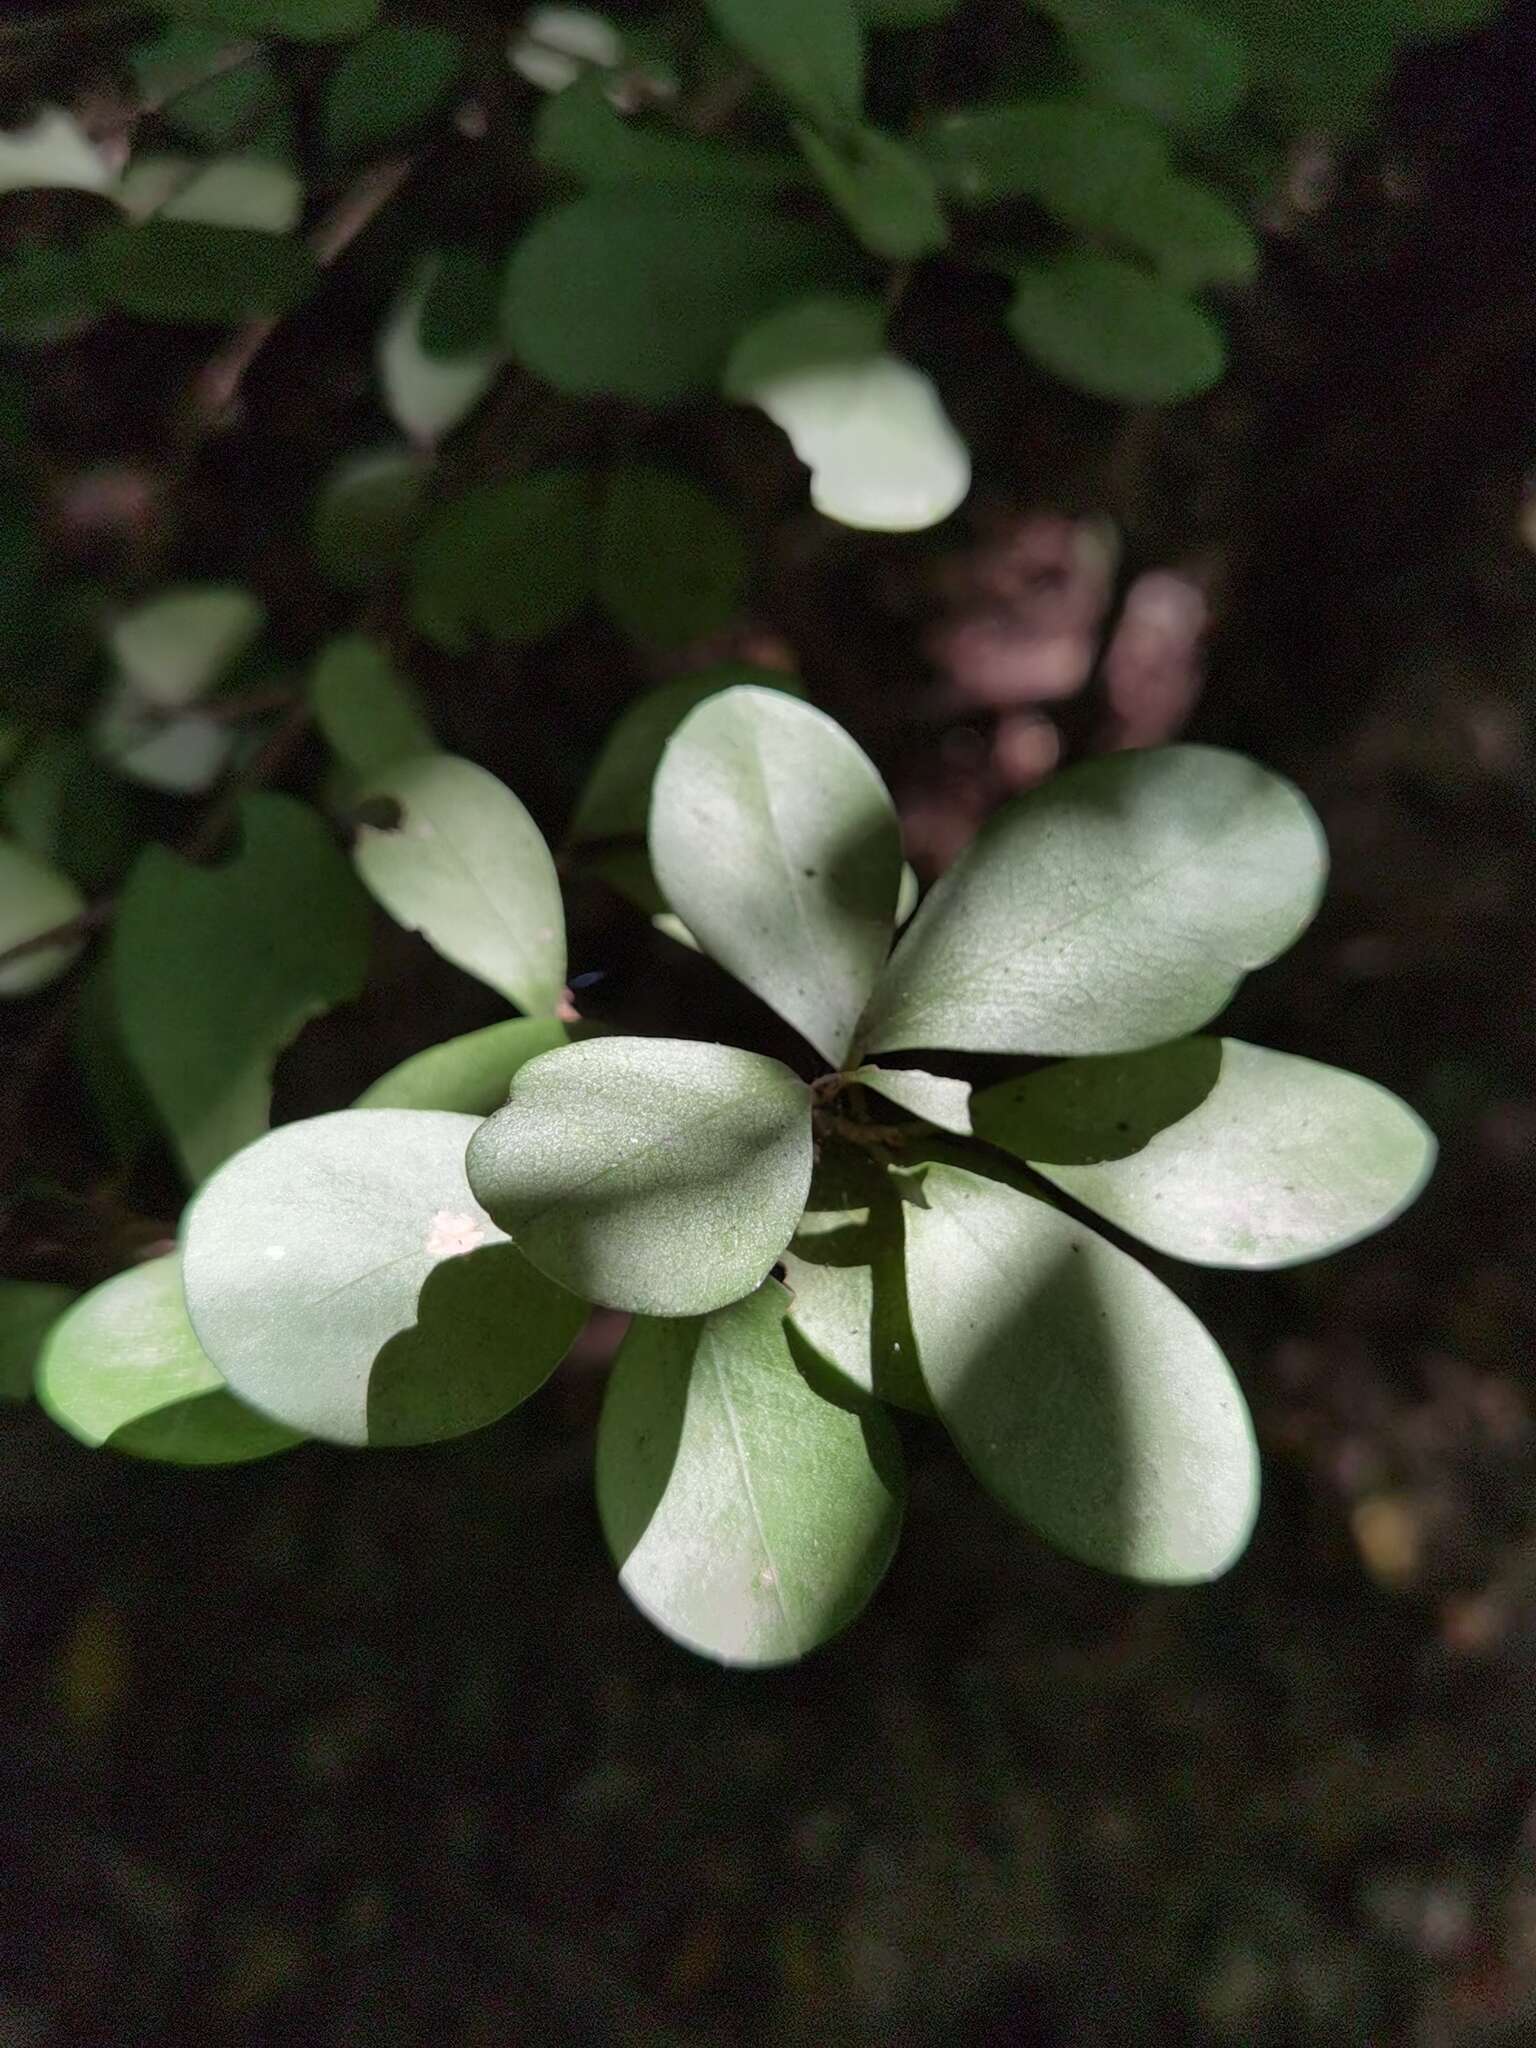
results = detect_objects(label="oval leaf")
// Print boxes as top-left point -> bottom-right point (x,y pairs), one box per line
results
378,254 -> 503,446
352,753 -> 565,1015
0,839 -> 85,997
704,0 -> 864,125
650,686 -> 902,1066
323,23 -> 463,157
1043,0 -> 1248,130
310,445 -> 431,591
119,154 -> 304,234
596,1280 -> 905,1665
904,1162 -> 1258,1581
409,471 -> 591,651
596,467 -> 747,649
312,634 -> 435,782
466,1036 -> 812,1315
356,1017 -> 569,1114
113,794 -> 371,1182
864,745 -> 1326,1058
848,1064 -> 971,1135
973,1037 -> 1436,1268
87,222 -> 318,324
726,296 -> 969,532
183,1109 -> 587,1447
109,584 -> 264,710
1008,251 -> 1226,405
502,192 -> 846,402
36,1253 -> 301,1464
921,98 -> 1167,208
795,123 -> 947,261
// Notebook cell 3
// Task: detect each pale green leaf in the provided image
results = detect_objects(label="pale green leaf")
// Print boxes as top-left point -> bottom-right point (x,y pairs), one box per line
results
849,1064 -> 971,1134
409,471 -> 591,650
1043,0 -> 1249,129
650,685 -> 902,1065
36,1253 -> 301,1464
182,1109 -> 586,1447
502,191 -> 847,402
0,1279 -> 75,1402
87,222 -> 318,324
865,745 -> 1327,1058
1008,252 -> 1226,404
596,1280 -> 905,1664
352,752 -> 566,1015
569,666 -> 806,848
921,98 -> 1167,207
973,1037 -> 1436,1268
310,445 -> 431,591
597,467 -> 747,648
93,692 -> 234,795
651,910 -> 700,950
378,254 -> 503,446
509,5 -> 624,90
535,76 -> 798,192
795,123 -> 947,261
466,1036 -> 812,1315
113,794 -> 371,1181
311,634 -> 435,782
109,584 -> 264,709
780,1148 -> 930,1412
896,861 -> 919,925
903,1162 -> 1259,1580
356,1017 -> 569,1114
155,0 -> 382,40
725,295 -> 969,531
118,155 -> 303,233
323,24 -> 464,158
0,839 -> 85,998
0,107 -> 114,200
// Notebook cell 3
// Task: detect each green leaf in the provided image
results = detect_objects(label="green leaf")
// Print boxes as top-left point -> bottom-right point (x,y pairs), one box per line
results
74,959 -> 157,1169
596,1280 -> 905,1664
118,155 -> 304,234
864,745 -> 1326,1058
466,1036 -> 812,1315
597,467 -> 747,648
109,584 -> 264,710
322,24 -> 464,158
418,248 -> 501,359
921,98 -> 1168,209
724,295 -> 969,531
155,0 -> 382,40
0,1279 -> 75,1403
650,686 -> 903,1065
311,634 -> 435,782
795,124 -> 947,261
859,0 -> 961,21
409,471 -> 591,651
848,1064 -> 971,1135
113,794 -> 371,1182
356,1017 -> 569,1114
2,731 -> 133,892
704,0 -> 864,124
1042,0 -> 1248,130
903,1162 -> 1259,1580
535,75 -> 798,193
36,1253 -> 301,1464
973,1036 -> 1436,1268
0,839 -> 85,998
132,27 -> 286,151
569,666 -> 804,847
378,254 -> 503,446
0,107 -> 114,200
0,246 -> 102,347
780,1149 -> 930,1412
1008,252 -> 1226,404
310,445 -> 431,591
896,861 -> 919,925
87,222 -> 317,324
1083,170 -> 1259,289
502,191 -> 847,402
182,1109 -> 586,1447
352,753 -> 566,1016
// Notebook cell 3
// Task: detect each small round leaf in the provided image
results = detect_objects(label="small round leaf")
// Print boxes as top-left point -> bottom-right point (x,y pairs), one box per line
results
650,686 -> 903,1066
183,1109 -> 587,1448
409,471 -> 591,650
973,1037 -> 1436,1268
466,1036 -> 812,1315
597,467 -> 747,649
311,634 -> 435,782
703,0 -> 864,126
356,1017 -> 569,1115
1008,252 -> 1226,404
904,1162 -> 1259,1581
322,24 -> 464,158
597,1281 -> 906,1665
310,447 -> 431,592
37,1254 -> 301,1464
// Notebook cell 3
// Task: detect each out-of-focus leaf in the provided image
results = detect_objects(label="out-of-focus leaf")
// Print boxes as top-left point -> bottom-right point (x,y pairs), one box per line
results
109,585 -> 264,710
87,222 -> 317,323
377,253 -> 504,445
795,123 -> 947,261
418,248 -> 501,359
93,693 -> 234,795
1042,0 -> 1249,130
409,471 -> 592,650
0,246 -> 102,347
2,731 -> 133,893
921,98 -> 1168,208
0,1279 -> 75,1403
312,634 -> 435,782
310,445 -> 431,591
131,27 -> 286,151
0,839 -> 85,998
0,108 -> 114,200
704,0 -> 864,124
535,76 -> 798,193
596,467 -> 747,648
323,23 -> 464,157
509,5 -> 624,91
113,794 -> 371,1181
155,0 -> 382,40
1008,251 -> 1226,403
118,155 -> 303,234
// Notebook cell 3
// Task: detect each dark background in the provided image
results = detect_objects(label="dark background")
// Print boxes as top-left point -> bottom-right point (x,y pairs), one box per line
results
4,7 -> 1536,2043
